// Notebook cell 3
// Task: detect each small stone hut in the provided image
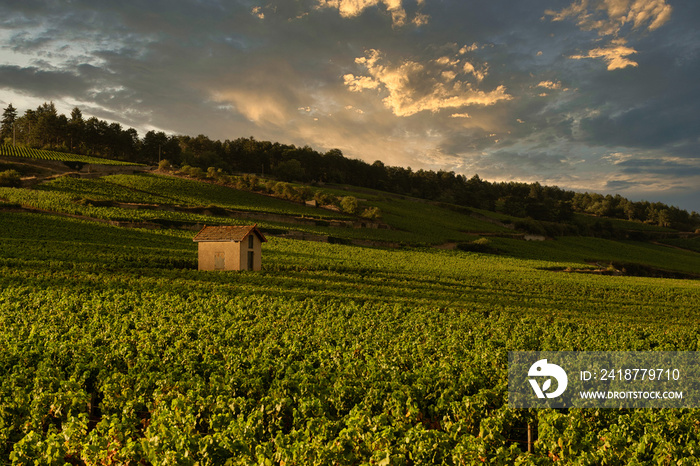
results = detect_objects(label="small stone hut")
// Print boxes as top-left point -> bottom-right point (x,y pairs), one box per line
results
193,225 -> 267,271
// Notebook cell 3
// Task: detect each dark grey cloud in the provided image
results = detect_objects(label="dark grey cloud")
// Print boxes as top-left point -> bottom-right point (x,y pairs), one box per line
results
0,65 -> 88,97
615,157 -> 700,177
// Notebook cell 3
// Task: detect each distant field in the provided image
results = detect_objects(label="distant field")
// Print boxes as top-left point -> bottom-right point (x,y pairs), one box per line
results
491,235 -> 700,276
5,171 -> 699,252
572,212 -> 673,232
304,183 -> 516,243
0,144 -> 141,166
660,236 -> 700,254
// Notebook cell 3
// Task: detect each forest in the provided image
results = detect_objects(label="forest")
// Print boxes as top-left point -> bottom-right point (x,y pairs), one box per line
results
3,102 -> 699,232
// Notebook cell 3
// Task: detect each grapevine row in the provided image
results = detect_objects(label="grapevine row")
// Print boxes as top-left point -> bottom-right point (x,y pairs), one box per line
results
0,144 -> 140,166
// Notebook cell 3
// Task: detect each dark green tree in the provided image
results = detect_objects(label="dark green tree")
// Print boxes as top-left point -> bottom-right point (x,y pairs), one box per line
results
67,107 -> 85,152
35,102 -> 59,148
274,158 -> 305,182
1,104 -> 17,144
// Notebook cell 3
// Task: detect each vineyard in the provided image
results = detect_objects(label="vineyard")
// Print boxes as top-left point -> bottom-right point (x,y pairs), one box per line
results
1,205 -> 700,464
0,173 -> 519,245
1,163 -> 700,464
0,145 -> 140,166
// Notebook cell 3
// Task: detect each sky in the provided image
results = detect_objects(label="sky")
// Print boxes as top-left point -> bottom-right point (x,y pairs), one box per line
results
0,0 -> 698,212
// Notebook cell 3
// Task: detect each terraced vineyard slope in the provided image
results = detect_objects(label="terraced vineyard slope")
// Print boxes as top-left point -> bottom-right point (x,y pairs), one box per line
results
0,145 -> 142,166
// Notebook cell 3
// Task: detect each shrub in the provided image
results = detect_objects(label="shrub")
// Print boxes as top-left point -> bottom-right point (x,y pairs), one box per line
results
207,167 -> 222,179
456,237 -> 497,254
340,196 -> 359,215
176,165 -> 206,179
314,191 -> 337,206
283,184 -> 302,202
298,186 -> 313,201
236,174 -> 259,191
361,206 -> 381,220
273,182 -> 288,196
0,170 -> 21,188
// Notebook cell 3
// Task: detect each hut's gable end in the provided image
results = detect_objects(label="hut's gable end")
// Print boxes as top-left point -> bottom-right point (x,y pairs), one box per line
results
193,225 -> 265,271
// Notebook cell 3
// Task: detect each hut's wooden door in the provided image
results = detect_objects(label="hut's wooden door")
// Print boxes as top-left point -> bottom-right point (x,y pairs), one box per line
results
214,252 -> 225,270
247,251 -> 254,270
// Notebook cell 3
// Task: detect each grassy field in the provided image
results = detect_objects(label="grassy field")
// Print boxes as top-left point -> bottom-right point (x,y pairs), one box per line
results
1,203 -> 699,463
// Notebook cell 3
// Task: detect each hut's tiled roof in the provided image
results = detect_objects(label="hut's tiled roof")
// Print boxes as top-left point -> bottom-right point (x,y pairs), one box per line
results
192,225 -> 267,242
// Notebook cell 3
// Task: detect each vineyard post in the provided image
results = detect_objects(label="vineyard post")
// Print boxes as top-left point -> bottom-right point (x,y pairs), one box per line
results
527,422 -> 533,453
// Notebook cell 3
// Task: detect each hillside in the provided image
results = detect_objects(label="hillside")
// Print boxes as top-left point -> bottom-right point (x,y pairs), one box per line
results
3,102 -> 699,233
1,155 -> 698,279
0,153 -> 700,462
1,177 -> 700,462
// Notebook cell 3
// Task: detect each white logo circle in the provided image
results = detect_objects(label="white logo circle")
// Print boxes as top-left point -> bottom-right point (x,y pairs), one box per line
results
528,359 -> 568,399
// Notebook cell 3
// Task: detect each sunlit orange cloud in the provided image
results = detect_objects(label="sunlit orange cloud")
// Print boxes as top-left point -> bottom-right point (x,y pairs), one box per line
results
537,80 -> 562,90
570,43 -> 638,70
316,0 -> 407,25
344,49 -> 511,117
211,90 -> 290,125
547,0 -> 671,71
315,0 -> 430,26
546,0 -> 672,36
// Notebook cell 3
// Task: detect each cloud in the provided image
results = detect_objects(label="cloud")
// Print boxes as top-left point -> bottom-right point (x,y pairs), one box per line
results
251,7 -> 265,19
343,74 -> 381,92
546,0 -> 672,70
315,0 -> 412,26
537,80 -> 562,90
570,41 -> 639,70
0,1 -> 697,212
412,12 -> 430,26
612,154 -> 700,177
546,0 -> 672,36
206,59 -> 308,126
0,65 -> 88,97
343,49 -> 512,117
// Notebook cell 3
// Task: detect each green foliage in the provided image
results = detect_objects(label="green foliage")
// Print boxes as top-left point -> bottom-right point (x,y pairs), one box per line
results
340,196 -> 359,215
0,169 -> 21,187
0,144 -> 139,166
0,210 -> 699,463
181,165 -> 206,179
207,166 -> 222,179
361,206 -> 381,220
274,158 -> 305,182
35,173 -> 344,219
313,190 -> 338,206
457,237 -> 496,254
158,159 -> 173,170
489,236 -> 700,276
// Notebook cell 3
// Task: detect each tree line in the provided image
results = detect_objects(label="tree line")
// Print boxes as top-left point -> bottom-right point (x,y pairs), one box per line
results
2,102 -> 698,231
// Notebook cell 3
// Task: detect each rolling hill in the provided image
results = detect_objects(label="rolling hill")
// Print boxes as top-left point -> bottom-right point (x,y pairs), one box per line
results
0,154 -> 699,463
